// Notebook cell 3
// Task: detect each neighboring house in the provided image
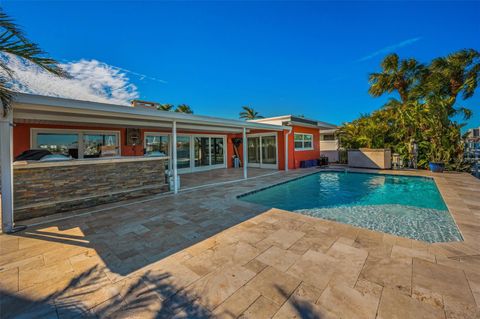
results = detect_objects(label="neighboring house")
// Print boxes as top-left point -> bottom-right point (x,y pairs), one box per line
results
319,128 -> 339,163
250,115 -> 337,168
465,127 -> 480,161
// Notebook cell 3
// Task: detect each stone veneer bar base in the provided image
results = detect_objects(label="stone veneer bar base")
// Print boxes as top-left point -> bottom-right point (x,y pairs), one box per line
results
13,157 -> 168,221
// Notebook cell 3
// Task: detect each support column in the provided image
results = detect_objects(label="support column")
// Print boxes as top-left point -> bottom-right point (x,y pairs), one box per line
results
285,130 -> 290,171
172,121 -> 178,194
1,110 -> 14,233
243,127 -> 248,179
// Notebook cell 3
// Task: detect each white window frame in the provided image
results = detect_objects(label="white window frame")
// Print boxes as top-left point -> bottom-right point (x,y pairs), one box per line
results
144,132 -> 227,173
31,128 -> 121,159
246,133 -> 278,169
294,133 -> 314,151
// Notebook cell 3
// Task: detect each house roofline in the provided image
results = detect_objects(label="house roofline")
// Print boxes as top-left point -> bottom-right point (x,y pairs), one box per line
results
250,114 -> 337,129
12,93 -> 291,131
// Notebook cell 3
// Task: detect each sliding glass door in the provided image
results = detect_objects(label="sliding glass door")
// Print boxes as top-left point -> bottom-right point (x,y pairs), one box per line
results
194,137 -> 210,168
194,136 -> 225,171
176,136 -> 191,169
248,137 -> 261,165
261,136 -> 277,165
247,134 -> 277,169
145,133 -> 226,173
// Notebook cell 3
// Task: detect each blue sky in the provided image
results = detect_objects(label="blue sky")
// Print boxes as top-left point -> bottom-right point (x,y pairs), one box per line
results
3,1 -> 480,128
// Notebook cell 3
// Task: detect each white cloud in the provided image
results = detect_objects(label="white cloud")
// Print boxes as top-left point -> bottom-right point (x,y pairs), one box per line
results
1,54 -> 140,105
358,37 -> 422,62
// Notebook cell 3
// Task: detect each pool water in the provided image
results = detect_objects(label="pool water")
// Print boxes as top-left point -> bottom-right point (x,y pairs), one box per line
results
239,172 -> 462,243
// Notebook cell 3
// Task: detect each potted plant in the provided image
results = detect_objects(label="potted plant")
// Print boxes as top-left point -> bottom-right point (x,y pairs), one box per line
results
428,148 -> 447,173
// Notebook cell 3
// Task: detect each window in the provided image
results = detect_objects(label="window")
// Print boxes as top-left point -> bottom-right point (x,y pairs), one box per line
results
83,133 -> 118,158
211,138 -> 224,165
294,133 -> 313,150
175,136 -> 191,169
145,134 -> 169,155
32,129 -> 120,159
36,133 -> 79,158
194,137 -> 210,167
322,134 -> 335,141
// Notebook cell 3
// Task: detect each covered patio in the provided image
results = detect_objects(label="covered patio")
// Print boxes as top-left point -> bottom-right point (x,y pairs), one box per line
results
1,94 -> 291,231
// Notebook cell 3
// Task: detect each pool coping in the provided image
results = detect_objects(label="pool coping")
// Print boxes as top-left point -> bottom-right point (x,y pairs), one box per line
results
236,167 -> 473,245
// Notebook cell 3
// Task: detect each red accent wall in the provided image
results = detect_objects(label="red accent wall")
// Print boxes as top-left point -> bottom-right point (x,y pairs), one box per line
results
288,126 -> 321,169
13,123 -> 237,158
226,133 -> 242,168
13,122 -> 318,170
14,123 -> 151,157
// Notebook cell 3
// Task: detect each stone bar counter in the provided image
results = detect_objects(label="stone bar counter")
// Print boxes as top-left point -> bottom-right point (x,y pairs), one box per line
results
13,156 -> 169,221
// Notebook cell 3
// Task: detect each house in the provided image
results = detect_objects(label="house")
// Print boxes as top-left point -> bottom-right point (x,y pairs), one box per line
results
465,127 -> 480,161
320,128 -> 339,163
250,115 -> 338,168
0,94 -> 336,231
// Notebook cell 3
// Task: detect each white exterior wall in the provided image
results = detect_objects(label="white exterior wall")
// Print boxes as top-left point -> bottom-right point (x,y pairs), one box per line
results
320,133 -> 339,163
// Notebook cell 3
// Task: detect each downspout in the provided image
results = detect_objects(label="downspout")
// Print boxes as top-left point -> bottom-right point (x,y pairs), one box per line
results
172,120 -> 178,194
285,128 -> 292,171
243,127 -> 248,179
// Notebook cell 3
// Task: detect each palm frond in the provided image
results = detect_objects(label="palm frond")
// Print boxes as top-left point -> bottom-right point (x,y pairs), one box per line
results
0,7 -> 68,116
175,104 -> 193,114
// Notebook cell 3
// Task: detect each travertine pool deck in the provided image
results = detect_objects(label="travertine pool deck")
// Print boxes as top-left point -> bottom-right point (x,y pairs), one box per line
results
1,168 -> 479,318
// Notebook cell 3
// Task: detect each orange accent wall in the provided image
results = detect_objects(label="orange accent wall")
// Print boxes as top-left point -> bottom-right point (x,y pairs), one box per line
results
13,122 -> 317,170
289,126 -> 321,169
13,123 -> 237,158
226,133 -> 242,168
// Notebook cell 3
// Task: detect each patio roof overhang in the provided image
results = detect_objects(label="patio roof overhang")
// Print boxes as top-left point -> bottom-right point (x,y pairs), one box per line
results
12,93 -> 291,133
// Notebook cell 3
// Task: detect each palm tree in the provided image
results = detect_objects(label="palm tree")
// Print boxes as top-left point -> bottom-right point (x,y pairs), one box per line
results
429,49 -> 480,102
0,8 -> 68,116
239,106 -> 263,120
368,53 -> 425,103
175,104 -> 193,114
157,103 -> 174,111
426,49 -> 480,120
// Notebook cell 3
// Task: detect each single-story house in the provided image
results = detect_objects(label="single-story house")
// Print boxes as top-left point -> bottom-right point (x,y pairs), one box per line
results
0,93 -> 336,232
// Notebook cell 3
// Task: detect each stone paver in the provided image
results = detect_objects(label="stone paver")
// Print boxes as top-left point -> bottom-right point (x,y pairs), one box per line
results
255,246 -> 300,272
1,167 -> 480,318
377,288 -> 446,319
360,255 -> 412,295
317,282 -> 380,319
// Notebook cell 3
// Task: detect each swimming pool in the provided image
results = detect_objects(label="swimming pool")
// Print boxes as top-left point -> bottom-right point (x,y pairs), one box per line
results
239,171 -> 462,243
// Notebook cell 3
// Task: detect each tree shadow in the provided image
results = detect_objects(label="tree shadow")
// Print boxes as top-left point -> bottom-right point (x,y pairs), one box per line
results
1,265 -> 212,319
9,198 -> 263,277
276,285 -> 324,319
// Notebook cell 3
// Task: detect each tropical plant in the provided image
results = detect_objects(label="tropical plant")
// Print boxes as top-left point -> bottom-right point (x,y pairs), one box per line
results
368,53 -> 425,103
239,106 -> 263,120
339,49 -> 480,171
0,8 -> 68,116
175,104 -> 193,114
157,103 -> 174,111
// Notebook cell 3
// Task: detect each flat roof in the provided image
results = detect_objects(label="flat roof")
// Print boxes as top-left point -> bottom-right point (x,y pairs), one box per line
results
12,93 -> 291,132
250,114 -> 337,129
